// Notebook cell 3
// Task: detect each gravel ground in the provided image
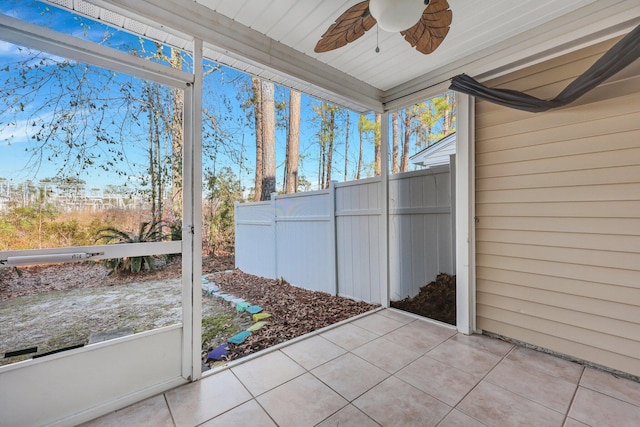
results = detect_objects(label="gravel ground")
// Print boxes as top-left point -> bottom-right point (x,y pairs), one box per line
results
0,255 -> 378,367
0,277 -> 251,366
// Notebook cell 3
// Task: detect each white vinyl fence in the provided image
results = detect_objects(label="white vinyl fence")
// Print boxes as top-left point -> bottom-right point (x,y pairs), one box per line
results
235,165 -> 454,305
388,168 -> 455,300
235,188 -> 336,295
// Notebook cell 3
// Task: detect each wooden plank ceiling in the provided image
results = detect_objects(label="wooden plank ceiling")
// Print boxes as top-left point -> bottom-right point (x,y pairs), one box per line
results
197,0 -> 596,91
46,0 -> 639,111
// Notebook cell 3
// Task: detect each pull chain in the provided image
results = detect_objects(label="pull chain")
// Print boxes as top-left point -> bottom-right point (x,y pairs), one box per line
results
375,25 -> 380,53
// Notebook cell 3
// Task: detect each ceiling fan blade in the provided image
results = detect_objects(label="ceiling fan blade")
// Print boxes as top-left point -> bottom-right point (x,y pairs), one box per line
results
401,0 -> 452,55
314,1 -> 377,53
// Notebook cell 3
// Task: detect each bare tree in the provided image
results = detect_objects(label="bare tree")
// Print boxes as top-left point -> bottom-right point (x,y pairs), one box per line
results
344,111 -> 350,181
444,92 -> 456,134
401,108 -> 416,172
313,102 -> 341,188
391,111 -> 399,174
260,80 -> 276,200
357,114 -> 376,180
251,77 -> 263,201
168,48 -> 183,219
285,90 -> 301,193
326,107 -> 336,187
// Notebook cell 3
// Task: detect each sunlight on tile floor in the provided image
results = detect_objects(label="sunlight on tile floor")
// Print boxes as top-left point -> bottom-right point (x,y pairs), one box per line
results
81,309 -> 640,427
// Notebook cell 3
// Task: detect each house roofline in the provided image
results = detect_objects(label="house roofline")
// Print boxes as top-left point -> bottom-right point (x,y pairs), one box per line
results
409,132 -> 457,161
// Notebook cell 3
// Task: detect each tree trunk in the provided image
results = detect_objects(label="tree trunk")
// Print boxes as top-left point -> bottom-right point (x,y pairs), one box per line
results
261,80 -> 276,200
320,137 -> 326,189
285,89 -> 300,193
169,48 -> 183,219
147,86 -> 156,222
344,111 -> 350,181
357,114 -> 364,180
391,111 -> 399,174
401,110 -> 411,172
326,108 -> 335,188
318,104 -> 327,189
444,92 -> 455,135
374,112 -> 381,176
154,85 -> 163,224
251,77 -> 263,201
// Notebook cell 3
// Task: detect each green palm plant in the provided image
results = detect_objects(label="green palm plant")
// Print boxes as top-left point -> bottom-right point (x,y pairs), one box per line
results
96,221 -> 165,274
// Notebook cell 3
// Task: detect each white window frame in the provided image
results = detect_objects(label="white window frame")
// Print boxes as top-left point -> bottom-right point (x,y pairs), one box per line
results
0,12 -> 203,380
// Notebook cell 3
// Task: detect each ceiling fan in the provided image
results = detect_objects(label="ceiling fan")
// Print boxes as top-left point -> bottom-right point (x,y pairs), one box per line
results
314,0 -> 452,55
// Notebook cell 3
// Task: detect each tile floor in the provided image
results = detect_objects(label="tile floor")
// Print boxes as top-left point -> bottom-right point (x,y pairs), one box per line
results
82,309 -> 640,427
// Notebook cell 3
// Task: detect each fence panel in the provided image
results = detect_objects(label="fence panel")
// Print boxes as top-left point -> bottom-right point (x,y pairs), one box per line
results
235,201 -> 276,279
274,189 -> 336,295
235,168 -> 453,306
388,166 -> 454,301
335,177 -> 384,303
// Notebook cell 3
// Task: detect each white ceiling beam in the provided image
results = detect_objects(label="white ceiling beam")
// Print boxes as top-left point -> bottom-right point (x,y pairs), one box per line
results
383,0 -> 640,111
92,0 -> 384,112
0,13 -> 192,88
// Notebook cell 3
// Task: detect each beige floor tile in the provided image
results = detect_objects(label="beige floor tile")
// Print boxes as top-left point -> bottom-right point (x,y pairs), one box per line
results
353,376 -> 451,427
311,352 -> 389,401
351,312 -> 406,335
395,355 -> 482,406
165,370 -> 251,426
563,418 -> 590,427
79,394 -> 173,427
320,323 -> 379,351
281,335 -> 346,370
376,308 -> 416,324
448,333 -> 514,357
580,367 -> 640,406
569,386 -> 640,427
409,318 -> 457,336
231,350 -> 305,396
427,339 -> 502,376
352,336 -> 421,373
384,321 -> 455,355
507,347 -> 583,383
316,404 -> 380,427
458,382 -> 564,427
200,400 -> 276,427
486,357 -> 578,413
437,409 -> 487,427
257,373 -> 347,427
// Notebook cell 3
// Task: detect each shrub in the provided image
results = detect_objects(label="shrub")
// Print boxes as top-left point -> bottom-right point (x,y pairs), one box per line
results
96,221 -> 165,274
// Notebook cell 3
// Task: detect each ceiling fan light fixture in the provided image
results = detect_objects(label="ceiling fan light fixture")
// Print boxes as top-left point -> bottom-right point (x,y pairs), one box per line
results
369,0 -> 426,32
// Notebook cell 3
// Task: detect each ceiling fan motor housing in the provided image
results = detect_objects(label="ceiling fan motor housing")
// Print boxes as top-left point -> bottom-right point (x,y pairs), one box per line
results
369,0 -> 426,32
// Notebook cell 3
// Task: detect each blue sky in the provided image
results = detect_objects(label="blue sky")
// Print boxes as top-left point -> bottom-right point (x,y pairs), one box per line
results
0,1 -> 378,195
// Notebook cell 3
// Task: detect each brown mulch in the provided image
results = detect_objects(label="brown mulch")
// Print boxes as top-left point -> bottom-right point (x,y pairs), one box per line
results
0,253 -> 234,301
212,271 -> 379,361
390,273 -> 456,325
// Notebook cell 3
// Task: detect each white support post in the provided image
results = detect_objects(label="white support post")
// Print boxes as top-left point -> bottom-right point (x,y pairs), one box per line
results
181,39 -> 203,382
234,201 -> 239,269
450,154 -> 457,273
380,112 -> 390,307
181,83 -> 194,380
455,94 -> 476,335
191,38 -> 204,381
329,180 -> 338,296
271,192 -> 278,280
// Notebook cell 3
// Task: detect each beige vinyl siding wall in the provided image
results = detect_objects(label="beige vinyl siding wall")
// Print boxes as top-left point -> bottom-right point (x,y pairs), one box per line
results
475,37 -> 640,377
